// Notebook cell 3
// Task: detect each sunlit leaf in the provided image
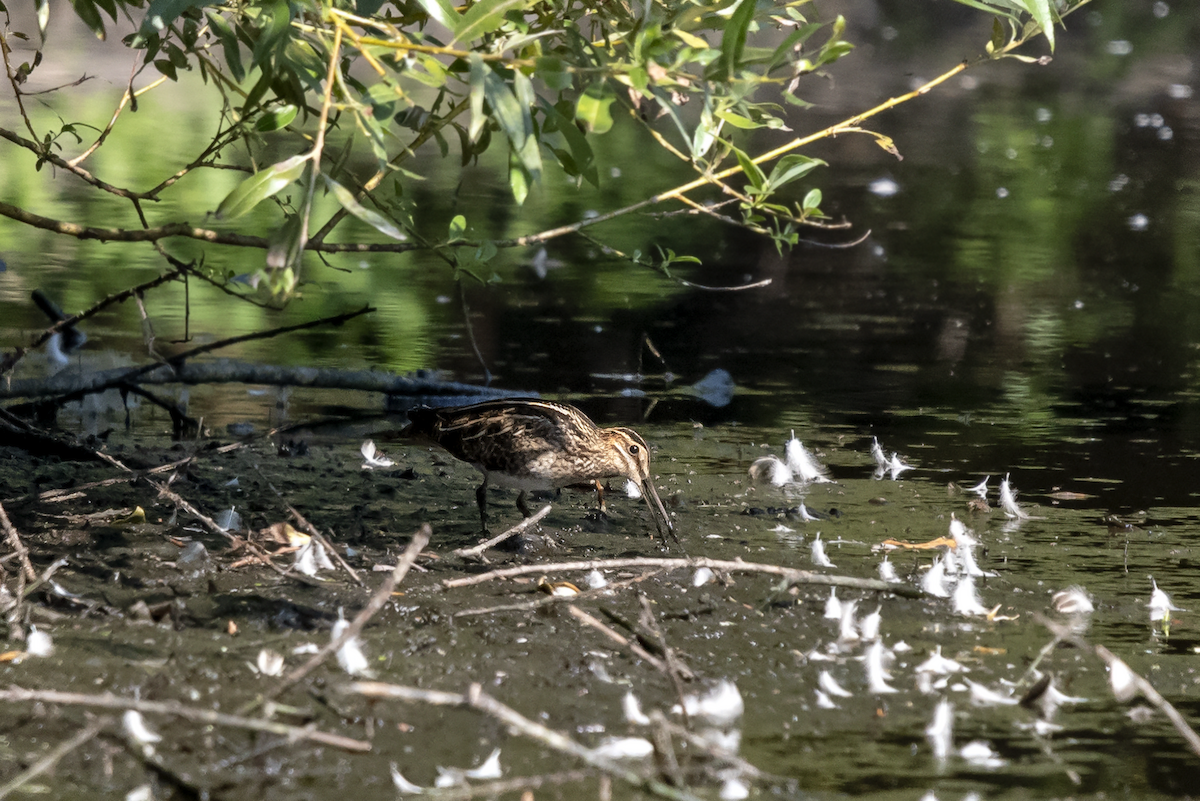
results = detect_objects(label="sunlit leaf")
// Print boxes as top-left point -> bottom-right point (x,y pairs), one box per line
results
255,104 -> 298,132
718,0 -> 757,79
452,0 -> 530,44
69,0 -> 107,40
802,187 -> 823,213
36,0 -> 49,37
576,81 -> 616,134
215,155 -> 308,219
448,214 -> 467,241
413,0 -> 461,35
715,110 -> 763,130
324,175 -> 408,240
733,146 -> 766,192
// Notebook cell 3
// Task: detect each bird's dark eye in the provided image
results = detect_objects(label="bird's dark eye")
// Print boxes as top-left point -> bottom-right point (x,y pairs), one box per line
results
629,444 -> 640,455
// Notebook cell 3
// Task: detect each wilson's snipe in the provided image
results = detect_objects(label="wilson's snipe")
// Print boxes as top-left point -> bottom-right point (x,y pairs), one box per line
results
402,399 -> 674,539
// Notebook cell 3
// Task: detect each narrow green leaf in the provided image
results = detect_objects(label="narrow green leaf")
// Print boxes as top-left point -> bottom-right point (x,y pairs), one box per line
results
324,175 -> 408,241
509,157 -> 529,205
715,110 -> 763,130
255,104 -> 298,132
69,0 -> 106,39
802,188 -> 823,213
576,81 -> 616,134
215,154 -> 308,219
718,0 -> 757,79
766,154 -> 825,190
206,11 -> 244,83
732,147 -> 766,192
413,0 -> 461,35
767,22 -> 822,72
1015,0 -> 1055,50
452,0 -> 529,44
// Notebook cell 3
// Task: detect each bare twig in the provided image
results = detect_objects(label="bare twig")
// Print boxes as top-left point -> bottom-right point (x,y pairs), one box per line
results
453,568 -> 670,618
0,715 -> 108,800
1036,614 -> 1200,758
254,467 -> 364,586
0,688 -> 369,751
346,681 -> 704,801
568,605 -> 675,678
415,769 -> 593,800
443,557 -> 924,597
265,525 -> 431,701
0,501 -> 36,582
453,504 -> 553,560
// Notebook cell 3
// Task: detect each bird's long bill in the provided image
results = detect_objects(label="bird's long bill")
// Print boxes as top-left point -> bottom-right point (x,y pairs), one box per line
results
641,478 -> 676,541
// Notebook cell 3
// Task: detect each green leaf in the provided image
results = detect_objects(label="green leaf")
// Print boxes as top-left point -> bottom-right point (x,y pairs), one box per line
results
767,22 -> 822,72
324,175 -> 408,241
215,154 -> 308,219
576,81 -> 616,134
802,187 -> 823,213
509,154 -> 530,205
766,154 -> 825,190
413,0 -> 462,35
733,146 -> 766,192
448,214 -> 467,241
69,0 -> 106,40
539,97 -> 597,187
255,104 -> 298,132
715,110 -> 763,130
206,11 -> 244,83
719,0 -> 757,79
154,58 -> 177,80
1015,0 -> 1055,50
452,0 -> 529,44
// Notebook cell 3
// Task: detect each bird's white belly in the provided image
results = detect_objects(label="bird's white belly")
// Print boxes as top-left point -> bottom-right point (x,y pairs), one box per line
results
473,452 -> 566,490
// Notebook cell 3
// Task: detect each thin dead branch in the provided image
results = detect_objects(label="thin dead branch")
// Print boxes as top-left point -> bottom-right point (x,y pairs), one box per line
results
443,557 -> 924,597
346,681 -> 704,801
0,500 -> 36,582
453,504 -> 553,560
1036,613 -> 1200,758
0,715 -> 108,800
265,524 -> 431,702
0,688 -> 369,751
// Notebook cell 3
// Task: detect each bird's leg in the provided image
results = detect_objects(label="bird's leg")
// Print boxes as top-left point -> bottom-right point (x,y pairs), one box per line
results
594,480 -> 608,517
475,477 -> 490,533
516,490 -> 532,518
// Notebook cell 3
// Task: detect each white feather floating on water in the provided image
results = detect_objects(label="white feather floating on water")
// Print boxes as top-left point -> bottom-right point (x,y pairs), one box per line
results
1148,577 -> 1182,624
463,749 -> 503,780
859,604 -> 882,642
921,557 -> 950,598
811,532 -> 835,568
960,740 -> 1006,769
785,433 -> 832,483
390,764 -> 425,794
968,476 -> 990,497
999,473 -> 1029,519
1052,586 -> 1094,615
815,689 -> 838,709
916,646 -> 968,676
823,587 -> 842,620
887,452 -> 914,480
748,455 -> 792,487
864,640 -> 899,694
592,737 -> 654,760
623,691 -> 651,725
925,699 -> 954,761
953,575 -> 990,616
1108,658 -> 1139,703
838,600 -> 860,644
818,670 -> 853,698
965,679 -> 1019,707
878,556 -> 901,583
332,612 -> 373,678
870,437 -> 887,469
360,439 -> 395,469
678,680 -> 744,727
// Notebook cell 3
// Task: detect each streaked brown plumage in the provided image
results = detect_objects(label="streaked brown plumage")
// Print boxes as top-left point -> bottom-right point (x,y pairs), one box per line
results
402,399 -> 674,539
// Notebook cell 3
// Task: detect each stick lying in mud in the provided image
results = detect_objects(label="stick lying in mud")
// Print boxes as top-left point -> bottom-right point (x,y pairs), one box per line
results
0,688 -> 369,752
443,556 -> 925,597
453,503 -> 552,560
1035,613 -> 1200,758
0,716 -> 108,800
345,681 -> 705,801
264,524 -> 431,703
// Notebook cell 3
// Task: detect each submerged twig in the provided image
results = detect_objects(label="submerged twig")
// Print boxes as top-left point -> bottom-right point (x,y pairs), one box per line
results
346,681 -> 704,801
0,715 -> 108,800
568,605 -> 676,678
453,504 -> 553,560
444,557 -> 923,597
